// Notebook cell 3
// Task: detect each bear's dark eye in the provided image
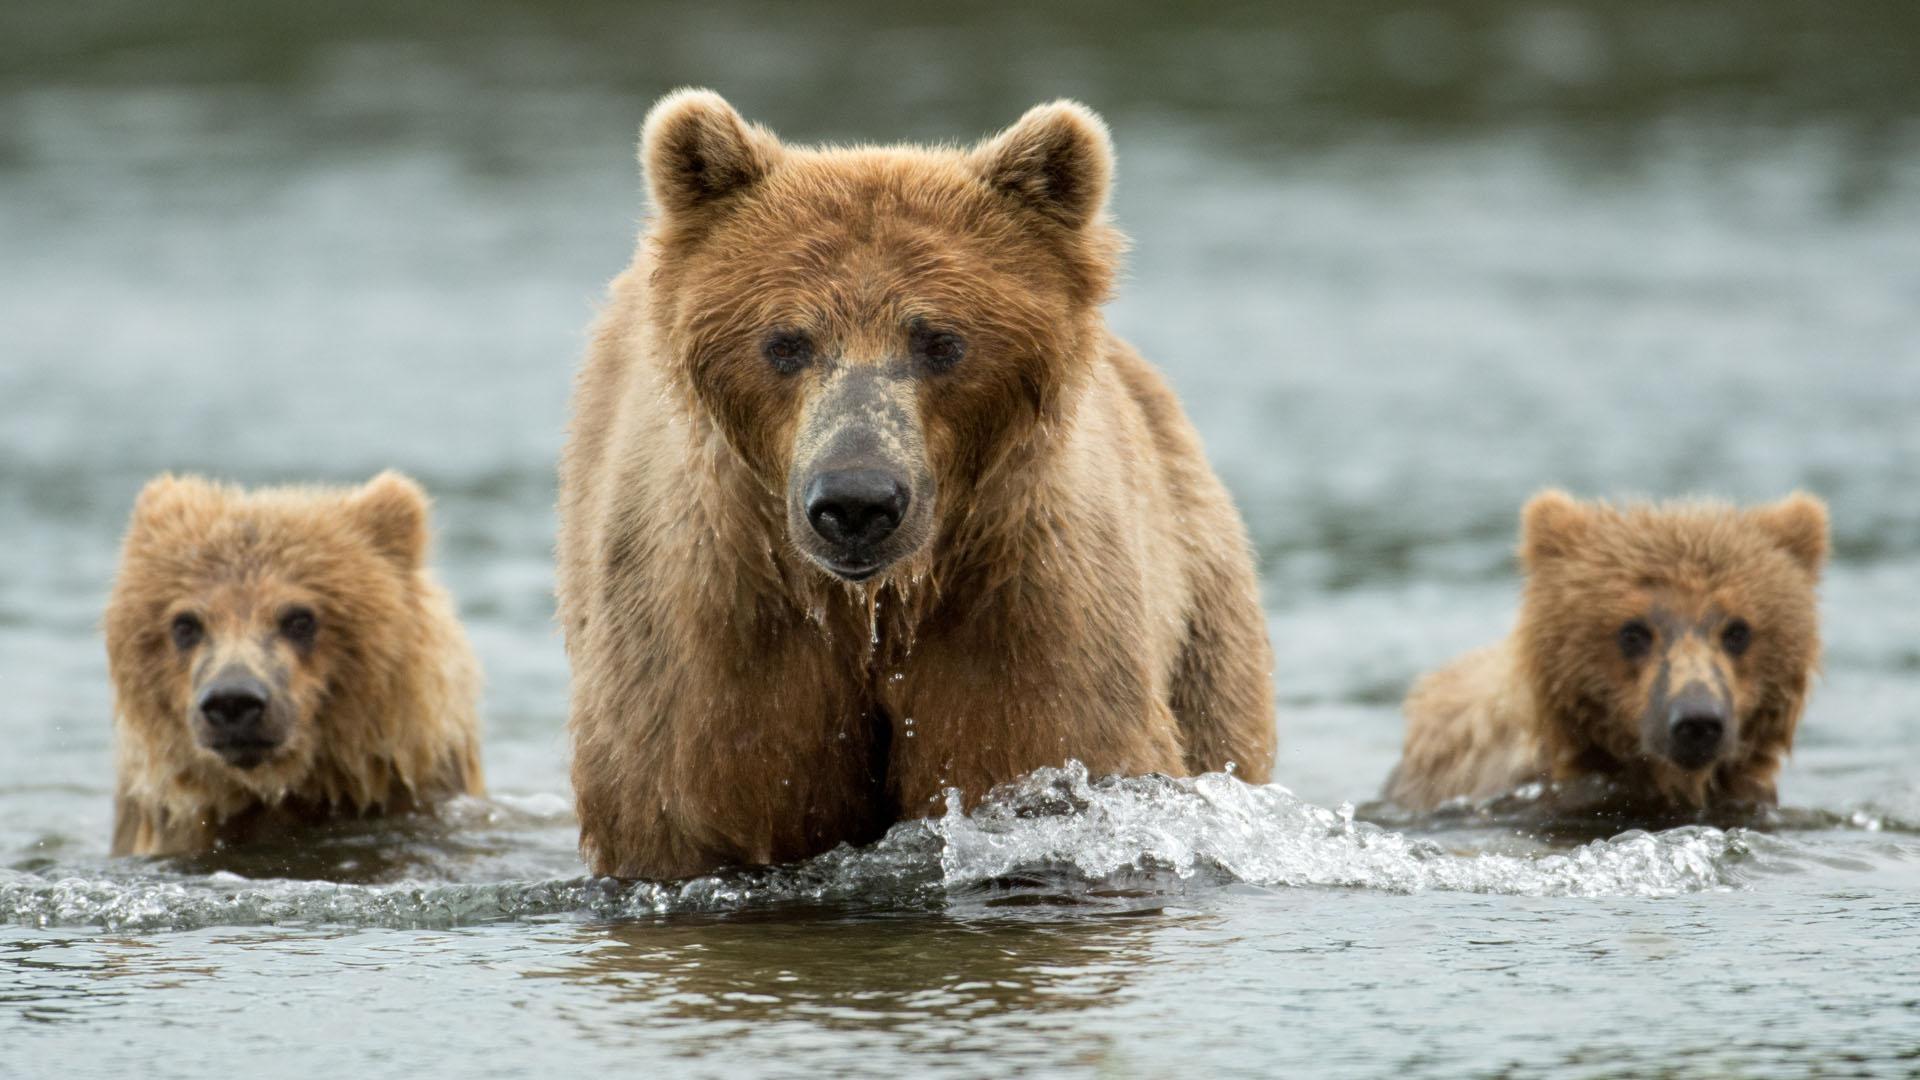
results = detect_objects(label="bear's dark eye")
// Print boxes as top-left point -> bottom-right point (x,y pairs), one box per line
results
1721,618 -> 1752,657
1616,619 -> 1654,661
169,613 -> 203,652
279,606 -> 319,650
912,326 -> 966,372
762,331 -> 814,375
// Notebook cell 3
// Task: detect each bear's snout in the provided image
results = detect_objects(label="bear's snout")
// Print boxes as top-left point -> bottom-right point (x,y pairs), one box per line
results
786,365 -> 934,583
194,668 -> 282,769
804,468 -> 910,569
1664,683 -> 1729,770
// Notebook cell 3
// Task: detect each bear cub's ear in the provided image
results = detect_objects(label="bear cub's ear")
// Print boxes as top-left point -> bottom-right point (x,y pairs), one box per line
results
351,470 -> 430,570
972,100 -> 1115,229
1750,492 -> 1829,577
640,88 -> 782,218
1519,489 -> 1591,567
130,473 -> 186,529
128,473 -> 218,536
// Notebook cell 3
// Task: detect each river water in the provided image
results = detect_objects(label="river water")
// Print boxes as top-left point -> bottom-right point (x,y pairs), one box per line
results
3,2 -> 1918,1076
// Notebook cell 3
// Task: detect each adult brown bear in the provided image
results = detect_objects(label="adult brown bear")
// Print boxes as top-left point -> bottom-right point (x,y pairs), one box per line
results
558,90 -> 1275,879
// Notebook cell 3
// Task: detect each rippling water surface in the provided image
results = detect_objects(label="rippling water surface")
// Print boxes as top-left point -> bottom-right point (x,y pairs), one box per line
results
4,2 -> 1919,1076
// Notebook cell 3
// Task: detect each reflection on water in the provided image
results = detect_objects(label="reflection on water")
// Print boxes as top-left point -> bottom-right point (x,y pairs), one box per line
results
535,909 -> 1164,1063
3,0 -> 1920,1076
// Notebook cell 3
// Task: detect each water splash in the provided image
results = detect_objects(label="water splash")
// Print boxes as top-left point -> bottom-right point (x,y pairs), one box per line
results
1,765 -> 1755,932
931,763 -> 1743,898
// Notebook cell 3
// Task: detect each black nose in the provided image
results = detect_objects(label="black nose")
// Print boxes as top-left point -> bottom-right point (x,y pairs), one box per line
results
805,469 -> 909,551
198,678 -> 270,736
1667,692 -> 1728,769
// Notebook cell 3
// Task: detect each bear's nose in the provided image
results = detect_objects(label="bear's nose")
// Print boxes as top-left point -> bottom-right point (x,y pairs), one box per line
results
805,469 -> 909,552
1666,686 -> 1728,770
198,677 -> 271,736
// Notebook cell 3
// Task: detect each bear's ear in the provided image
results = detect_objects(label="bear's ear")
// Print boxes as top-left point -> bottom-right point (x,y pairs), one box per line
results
640,88 -> 781,219
129,473 -> 184,528
128,473 -> 214,536
1750,492 -> 1829,577
971,100 -> 1114,229
351,470 -> 430,570
1519,489 -> 1592,566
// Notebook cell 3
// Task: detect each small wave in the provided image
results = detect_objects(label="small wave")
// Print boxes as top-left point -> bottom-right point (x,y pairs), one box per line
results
0,765 -> 1749,932
932,764 -> 1744,898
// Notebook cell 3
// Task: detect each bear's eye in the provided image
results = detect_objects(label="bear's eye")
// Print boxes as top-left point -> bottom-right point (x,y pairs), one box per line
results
169,613 -> 204,652
1616,620 -> 1654,661
1721,618 -> 1752,657
912,327 -> 966,372
278,606 -> 319,650
762,331 -> 814,375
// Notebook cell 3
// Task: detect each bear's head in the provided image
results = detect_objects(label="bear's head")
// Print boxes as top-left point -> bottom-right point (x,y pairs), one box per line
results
635,89 -> 1123,583
105,472 -> 432,799
1516,490 -> 1828,805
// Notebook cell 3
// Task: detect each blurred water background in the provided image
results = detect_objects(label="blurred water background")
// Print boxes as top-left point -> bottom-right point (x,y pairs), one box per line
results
2,2 -> 1918,1076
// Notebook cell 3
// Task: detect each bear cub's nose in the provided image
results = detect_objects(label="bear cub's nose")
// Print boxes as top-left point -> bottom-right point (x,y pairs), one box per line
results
198,678 -> 271,737
805,469 -> 909,553
1666,687 -> 1728,769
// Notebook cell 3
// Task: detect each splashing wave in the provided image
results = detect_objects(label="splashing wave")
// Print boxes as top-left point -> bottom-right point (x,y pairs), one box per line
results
1,765 -> 1750,932
935,764 -> 1745,897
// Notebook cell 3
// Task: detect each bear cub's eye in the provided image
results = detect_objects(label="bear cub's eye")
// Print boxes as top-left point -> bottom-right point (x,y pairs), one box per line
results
279,606 -> 319,650
169,613 -> 204,652
1721,618 -> 1752,657
1616,619 -> 1654,661
911,325 -> 966,372
762,331 -> 814,375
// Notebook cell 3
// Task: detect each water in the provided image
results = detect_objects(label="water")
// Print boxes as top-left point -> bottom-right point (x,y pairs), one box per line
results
4,2 -> 1920,1076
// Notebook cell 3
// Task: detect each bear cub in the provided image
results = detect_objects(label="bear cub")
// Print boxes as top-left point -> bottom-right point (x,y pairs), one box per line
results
1385,489 -> 1827,818
105,472 -> 485,856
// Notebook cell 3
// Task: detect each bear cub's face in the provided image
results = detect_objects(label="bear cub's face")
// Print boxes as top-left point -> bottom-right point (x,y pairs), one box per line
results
636,91 -> 1119,584
1519,491 -> 1828,792
162,573 -> 332,772
107,473 -> 429,793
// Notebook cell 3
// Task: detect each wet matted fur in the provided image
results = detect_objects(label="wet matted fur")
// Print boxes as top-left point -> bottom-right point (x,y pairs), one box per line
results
106,472 -> 484,856
1385,490 -> 1826,815
558,90 -> 1276,879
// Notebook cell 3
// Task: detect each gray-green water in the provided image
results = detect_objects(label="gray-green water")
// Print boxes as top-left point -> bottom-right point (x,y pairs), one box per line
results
4,2 -> 1919,1076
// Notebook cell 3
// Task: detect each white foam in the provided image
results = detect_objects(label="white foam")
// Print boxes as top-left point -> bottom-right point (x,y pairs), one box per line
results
0,764 -> 1754,932
933,763 -> 1740,898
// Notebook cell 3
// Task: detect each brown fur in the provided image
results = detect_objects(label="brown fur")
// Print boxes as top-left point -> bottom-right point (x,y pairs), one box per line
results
558,90 -> 1276,879
1385,490 -> 1828,814
105,472 -> 485,856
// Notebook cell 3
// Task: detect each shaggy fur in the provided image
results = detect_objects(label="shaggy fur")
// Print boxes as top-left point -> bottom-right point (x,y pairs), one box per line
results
1385,490 -> 1827,814
558,90 -> 1275,879
106,472 -> 484,856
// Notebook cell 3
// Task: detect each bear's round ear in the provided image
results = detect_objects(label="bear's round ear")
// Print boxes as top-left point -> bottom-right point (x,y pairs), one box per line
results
351,470 -> 430,570
640,88 -> 781,219
1750,492 -> 1829,577
128,473 -> 214,535
971,100 -> 1114,230
130,473 -> 184,527
1519,489 -> 1591,566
